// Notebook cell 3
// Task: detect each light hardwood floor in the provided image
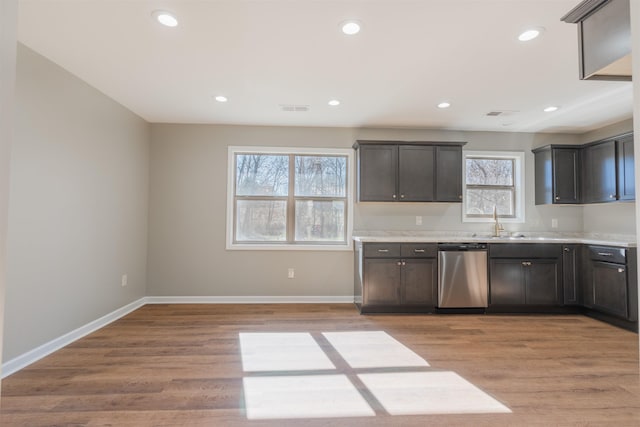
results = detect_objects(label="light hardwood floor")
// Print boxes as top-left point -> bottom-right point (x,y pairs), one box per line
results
1,304 -> 639,426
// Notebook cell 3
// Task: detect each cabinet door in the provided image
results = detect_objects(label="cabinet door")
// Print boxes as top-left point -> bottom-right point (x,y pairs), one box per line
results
363,258 -> 401,305
617,134 -> 635,201
583,140 -> 617,203
402,258 -> 436,305
398,145 -> 434,201
562,245 -> 580,305
359,145 -> 397,201
592,261 -> 628,319
553,148 -> 581,203
525,260 -> 561,305
435,146 -> 463,202
534,148 -> 552,205
490,259 -> 525,304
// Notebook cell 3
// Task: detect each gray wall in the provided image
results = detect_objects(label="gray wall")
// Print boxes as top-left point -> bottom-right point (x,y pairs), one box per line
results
580,118 -> 636,234
147,124 -> 356,297
0,0 -> 19,379
3,45 -> 150,361
147,124 -> 588,297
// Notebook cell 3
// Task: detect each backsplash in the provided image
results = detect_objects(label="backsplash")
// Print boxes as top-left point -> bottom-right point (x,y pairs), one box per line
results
353,202 -> 585,234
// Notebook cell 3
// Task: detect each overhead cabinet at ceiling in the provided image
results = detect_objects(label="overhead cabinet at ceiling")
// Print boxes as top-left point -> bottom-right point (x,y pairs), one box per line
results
354,141 -> 466,202
562,0 -> 632,81
533,132 -> 634,205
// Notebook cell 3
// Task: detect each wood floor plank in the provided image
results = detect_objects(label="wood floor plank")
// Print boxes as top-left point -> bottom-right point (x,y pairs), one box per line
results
2,304 -> 639,426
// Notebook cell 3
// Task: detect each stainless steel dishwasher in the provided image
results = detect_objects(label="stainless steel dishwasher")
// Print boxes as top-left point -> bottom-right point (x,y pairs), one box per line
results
438,243 -> 488,308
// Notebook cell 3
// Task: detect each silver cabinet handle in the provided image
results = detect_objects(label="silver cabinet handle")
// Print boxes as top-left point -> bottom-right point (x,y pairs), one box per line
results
396,261 -> 402,266
522,261 -> 531,266
564,247 -> 571,252
458,195 -> 463,199
618,268 -> 625,273
392,194 -> 397,199
400,194 -> 405,199
597,252 -> 612,257
609,194 -> 616,199
377,249 -> 389,253
555,196 -> 560,200
414,249 -> 425,253
402,261 -> 406,266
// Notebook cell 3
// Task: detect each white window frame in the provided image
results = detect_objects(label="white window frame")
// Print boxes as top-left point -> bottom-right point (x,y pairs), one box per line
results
226,146 -> 354,251
462,150 -> 525,224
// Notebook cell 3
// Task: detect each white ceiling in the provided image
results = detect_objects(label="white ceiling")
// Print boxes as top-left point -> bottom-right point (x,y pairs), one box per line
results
17,0 -> 634,134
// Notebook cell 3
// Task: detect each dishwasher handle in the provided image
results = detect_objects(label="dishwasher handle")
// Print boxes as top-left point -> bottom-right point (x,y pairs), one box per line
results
438,243 -> 488,251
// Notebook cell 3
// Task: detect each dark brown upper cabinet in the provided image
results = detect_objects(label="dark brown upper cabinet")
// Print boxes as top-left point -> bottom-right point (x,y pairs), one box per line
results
617,133 -> 635,201
533,132 -> 634,205
561,0 -> 632,81
582,132 -> 635,203
533,145 -> 581,205
582,139 -> 617,203
354,141 -> 465,203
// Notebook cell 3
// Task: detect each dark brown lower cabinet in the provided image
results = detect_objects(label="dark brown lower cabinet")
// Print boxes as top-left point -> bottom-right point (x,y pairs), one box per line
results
359,243 -> 437,312
591,261 -> 628,318
363,258 -> 401,305
583,245 -> 638,322
563,245 -> 580,305
490,258 -> 561,305
402,259 -> 437,304
363,258 -> 436,307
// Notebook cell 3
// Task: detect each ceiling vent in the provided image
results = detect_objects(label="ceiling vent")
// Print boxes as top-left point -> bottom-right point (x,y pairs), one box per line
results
280,104 -> 310,112
485,110 -> 519,117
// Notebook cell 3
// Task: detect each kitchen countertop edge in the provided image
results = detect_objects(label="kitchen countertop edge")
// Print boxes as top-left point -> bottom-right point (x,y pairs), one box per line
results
353,233 -> 636,248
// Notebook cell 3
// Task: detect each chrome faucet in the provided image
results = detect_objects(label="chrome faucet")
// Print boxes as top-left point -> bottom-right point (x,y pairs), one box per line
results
493,205 -> 504,237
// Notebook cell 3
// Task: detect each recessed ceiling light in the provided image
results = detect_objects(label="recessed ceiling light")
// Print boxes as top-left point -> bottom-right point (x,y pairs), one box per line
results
152,10 -> 178,27
437,102 -> 451,109
328,99 -> 340,106
214,95 -> 228,103
341,20 -> 361,35
543,105 -> 559,112
518,27 -> 544,41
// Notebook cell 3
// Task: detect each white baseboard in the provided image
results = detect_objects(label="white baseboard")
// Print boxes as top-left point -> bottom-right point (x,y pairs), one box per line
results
1,297 -> 146,379
145,295 -> 354,304
1,295 -> 354,378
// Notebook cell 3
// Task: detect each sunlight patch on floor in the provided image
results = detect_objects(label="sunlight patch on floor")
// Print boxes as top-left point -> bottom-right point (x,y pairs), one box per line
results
243,375 -> 375,419
239,332 -> 335,372
322,331 -> 430,368
239,331 -> 511,420
358,371 -> 512,415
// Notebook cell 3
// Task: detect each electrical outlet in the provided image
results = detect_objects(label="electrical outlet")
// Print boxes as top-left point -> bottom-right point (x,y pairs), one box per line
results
551,218 -> 558,229
121,274 -> 128,287
288,268 -> 295,279
416,216 -> 422,225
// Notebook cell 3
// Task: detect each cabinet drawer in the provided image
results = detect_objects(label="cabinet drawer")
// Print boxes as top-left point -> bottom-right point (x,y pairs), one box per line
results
364,243 -> 401,258
489,244 -> 562,259
401,244 -> 437,258
588,245 -> 626,264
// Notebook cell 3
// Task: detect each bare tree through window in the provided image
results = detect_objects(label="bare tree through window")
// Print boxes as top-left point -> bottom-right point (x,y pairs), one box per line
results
234,152 -> 348,244
465,157 -> 515,217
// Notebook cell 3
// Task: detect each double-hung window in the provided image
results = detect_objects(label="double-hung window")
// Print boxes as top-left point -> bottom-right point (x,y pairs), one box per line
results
227,147 -> 353,250
463,151 -> 525,223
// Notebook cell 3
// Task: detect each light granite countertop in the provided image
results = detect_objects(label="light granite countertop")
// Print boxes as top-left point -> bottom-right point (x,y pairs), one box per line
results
352,231 -> 637,248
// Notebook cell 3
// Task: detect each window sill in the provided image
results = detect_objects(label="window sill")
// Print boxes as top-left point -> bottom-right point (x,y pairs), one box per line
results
226,243 -> 354,251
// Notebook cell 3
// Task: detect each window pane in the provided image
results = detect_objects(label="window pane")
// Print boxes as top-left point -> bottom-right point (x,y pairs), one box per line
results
295,156 -> 347,197
295,200 -> 345,242
466,158 -> 513,186
465,189 -> 514,216
236,200 -> 287,241
236,154 -> 289,196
